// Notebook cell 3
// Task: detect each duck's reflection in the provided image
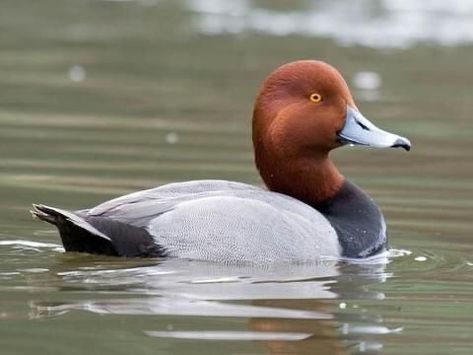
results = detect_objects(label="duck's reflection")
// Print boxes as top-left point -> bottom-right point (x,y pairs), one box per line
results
30,257 -> 395,354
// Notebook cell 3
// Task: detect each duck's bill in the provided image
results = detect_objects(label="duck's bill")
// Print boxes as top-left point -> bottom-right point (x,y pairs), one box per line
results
338,106 -> 411,151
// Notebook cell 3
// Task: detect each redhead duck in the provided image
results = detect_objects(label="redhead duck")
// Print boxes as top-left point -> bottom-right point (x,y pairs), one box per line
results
32,60 -> 410,263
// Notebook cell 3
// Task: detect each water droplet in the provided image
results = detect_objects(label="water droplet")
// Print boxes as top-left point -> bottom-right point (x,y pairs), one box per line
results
68,65 -> 86,82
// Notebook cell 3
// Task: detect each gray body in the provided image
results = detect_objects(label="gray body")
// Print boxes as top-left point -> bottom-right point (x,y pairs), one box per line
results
33,179 -> 388,263
84,180 -> 341,263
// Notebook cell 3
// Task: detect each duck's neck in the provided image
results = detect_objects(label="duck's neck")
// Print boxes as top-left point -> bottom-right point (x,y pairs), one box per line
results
256,152 -> 345,204
311,179 -> 387,258
256,152 -> 387,257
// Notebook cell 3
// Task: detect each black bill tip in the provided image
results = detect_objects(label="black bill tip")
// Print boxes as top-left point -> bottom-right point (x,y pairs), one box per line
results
392,138 -> 411,151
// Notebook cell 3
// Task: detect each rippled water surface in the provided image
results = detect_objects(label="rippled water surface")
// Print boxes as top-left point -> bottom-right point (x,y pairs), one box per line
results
1,1 -> 472,354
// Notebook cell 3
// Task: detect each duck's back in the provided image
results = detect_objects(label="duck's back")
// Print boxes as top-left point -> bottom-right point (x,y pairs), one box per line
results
85,180 -> 340,263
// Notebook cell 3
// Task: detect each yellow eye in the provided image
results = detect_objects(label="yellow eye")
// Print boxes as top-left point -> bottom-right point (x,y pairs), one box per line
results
309,93 -> 323,103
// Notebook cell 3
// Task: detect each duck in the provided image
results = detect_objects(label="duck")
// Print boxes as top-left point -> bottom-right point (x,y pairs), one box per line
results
31,60 -> 410,264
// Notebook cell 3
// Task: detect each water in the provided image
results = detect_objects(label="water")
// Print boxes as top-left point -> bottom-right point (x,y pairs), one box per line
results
187,0 -> 473,48
1,1 -> 472,354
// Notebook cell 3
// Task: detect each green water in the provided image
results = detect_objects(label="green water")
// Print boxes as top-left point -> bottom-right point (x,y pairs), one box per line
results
1,1 -> 472,354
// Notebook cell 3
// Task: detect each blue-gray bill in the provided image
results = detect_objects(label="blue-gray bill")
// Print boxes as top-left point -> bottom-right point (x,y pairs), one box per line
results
338,106 -> 411,151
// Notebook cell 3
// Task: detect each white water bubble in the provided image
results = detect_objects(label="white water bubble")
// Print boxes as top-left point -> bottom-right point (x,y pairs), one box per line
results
165,132 -> 179,144
68,65 -> 86,82
414,256 -> 427,262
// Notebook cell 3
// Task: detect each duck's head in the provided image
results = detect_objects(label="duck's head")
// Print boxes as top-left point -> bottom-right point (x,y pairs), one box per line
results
252,60 -> 410,202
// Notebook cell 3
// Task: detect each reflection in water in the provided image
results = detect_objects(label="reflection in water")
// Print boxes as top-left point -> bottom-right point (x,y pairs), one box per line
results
24,254 -> 400,354
146,330 -> 312,341
32,297 -> 332,320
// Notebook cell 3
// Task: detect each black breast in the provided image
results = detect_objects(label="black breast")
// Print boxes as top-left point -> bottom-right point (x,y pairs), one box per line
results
312,180 -> 387,258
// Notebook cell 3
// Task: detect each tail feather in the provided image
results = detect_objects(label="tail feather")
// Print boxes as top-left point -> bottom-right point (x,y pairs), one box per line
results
31,204 -> 164,258
32,204 -> 111,241
31,205 -> 57,225
32,204 -> 119,256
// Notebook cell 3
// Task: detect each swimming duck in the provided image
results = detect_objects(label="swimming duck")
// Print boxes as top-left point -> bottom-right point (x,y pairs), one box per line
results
32,60 -> 410,263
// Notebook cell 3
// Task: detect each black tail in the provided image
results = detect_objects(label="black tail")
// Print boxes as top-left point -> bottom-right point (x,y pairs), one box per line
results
31,204 -> 164,258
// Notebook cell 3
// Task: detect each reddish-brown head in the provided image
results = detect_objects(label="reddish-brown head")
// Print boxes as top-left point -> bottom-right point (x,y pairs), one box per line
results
252,60 -> 409,203
253,60 -> 354,158
252,60 -> 353,202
